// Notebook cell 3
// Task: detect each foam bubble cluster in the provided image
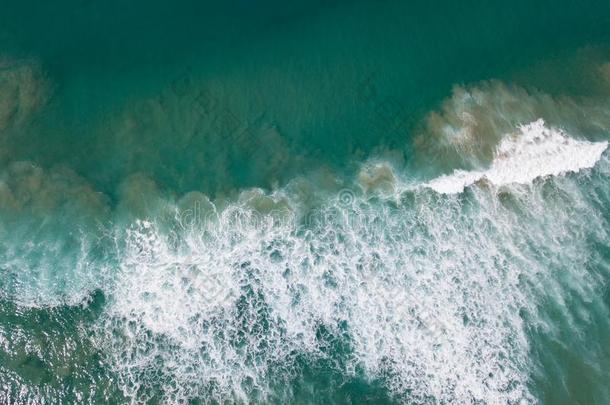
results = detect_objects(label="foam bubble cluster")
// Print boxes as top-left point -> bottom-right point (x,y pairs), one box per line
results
0,56 -> 608,403
85,72 -> 610,402
96,149 -> 609,402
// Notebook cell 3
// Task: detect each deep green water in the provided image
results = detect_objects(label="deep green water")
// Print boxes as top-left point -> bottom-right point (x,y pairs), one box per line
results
0,0 -> 609,403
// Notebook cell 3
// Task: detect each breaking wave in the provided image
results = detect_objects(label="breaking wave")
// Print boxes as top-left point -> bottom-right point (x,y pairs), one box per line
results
425,119 -> 608,194
1,57 -> 609,403
95,152 -> 609,403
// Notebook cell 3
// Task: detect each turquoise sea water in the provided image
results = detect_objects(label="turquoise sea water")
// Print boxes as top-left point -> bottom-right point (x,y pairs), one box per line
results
0,0 -> 610,403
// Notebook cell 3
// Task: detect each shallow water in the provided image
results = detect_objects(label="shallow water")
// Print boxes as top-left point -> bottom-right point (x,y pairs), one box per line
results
0,0 -> 609,403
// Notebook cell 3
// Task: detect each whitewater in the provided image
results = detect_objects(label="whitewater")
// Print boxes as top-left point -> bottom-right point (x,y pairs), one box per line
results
1,53 -> 609,404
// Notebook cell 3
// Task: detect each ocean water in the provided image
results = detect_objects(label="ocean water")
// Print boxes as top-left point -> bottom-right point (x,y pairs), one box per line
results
0,0 -> 609,403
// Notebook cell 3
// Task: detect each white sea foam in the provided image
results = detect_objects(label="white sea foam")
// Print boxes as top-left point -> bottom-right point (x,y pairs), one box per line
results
425,119 -> 608,194
97,181 -> 598,403
93,114 -> 610,403
0,63 -> 607,403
